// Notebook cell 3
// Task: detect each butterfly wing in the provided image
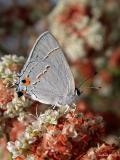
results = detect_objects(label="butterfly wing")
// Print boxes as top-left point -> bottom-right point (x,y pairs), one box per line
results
19,32 -> 75,106
20,31 -> 60,70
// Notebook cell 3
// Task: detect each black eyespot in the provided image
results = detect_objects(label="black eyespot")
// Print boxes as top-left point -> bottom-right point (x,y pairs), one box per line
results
75,88 -> 81,96
21,79 -> 26,83
17,91 -> 23,97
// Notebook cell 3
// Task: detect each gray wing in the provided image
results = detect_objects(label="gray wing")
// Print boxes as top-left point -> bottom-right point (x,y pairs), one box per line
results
21,31 -> 60,67
19,31 -> 75,105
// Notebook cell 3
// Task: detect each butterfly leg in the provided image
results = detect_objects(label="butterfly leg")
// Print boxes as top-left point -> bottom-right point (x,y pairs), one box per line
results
64,105 -> 70,114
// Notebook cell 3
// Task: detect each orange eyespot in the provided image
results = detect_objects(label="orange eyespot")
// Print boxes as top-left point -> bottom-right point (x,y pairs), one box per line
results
21,77 -> 30,86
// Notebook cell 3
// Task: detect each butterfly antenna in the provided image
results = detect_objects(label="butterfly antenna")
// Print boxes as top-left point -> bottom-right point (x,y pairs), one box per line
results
78,72 -> 97,89
78,72 -> 101,91
79,77 -> 91,89
84,86 -> 102,90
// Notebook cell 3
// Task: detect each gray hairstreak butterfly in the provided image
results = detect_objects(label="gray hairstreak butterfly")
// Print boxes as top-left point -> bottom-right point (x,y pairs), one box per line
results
16,31 -> 81,107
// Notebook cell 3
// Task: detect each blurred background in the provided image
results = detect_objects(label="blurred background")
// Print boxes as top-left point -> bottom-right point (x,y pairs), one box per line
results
0,0 -> 120,159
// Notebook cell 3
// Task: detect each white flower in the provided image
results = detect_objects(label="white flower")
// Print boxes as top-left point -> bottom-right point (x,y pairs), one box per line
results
7,107 -> 71,158
84,21 -> 105,50
65,36 -> 86,60
15,140 -> 23,148
7,142 -> 21,158
7,142 -> 16,153
49,0 -> 106,61
4,93 -> 31,119
1,55 -> 24,65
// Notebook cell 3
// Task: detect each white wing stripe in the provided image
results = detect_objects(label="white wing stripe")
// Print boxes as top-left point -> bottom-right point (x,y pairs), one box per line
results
43,47 -> 59,60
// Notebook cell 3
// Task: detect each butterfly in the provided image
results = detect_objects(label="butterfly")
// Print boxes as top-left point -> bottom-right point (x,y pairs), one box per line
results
16,31 -> 81,107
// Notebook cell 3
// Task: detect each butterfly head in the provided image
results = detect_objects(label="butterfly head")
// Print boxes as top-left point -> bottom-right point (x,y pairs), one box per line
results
75,88 -> 81,96
73,87 -> 82,103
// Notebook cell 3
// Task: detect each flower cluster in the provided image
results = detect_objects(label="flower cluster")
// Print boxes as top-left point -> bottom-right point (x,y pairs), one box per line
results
7,107 -> 105,160
0,55 -> 33,146
49,0 -> 106,60
79,143 -> 120,160
0,1 -> 120,159
49,0 -> 120,115
49,0 -> 120,59
0,55 -> 24,84
0,55 -> 32,119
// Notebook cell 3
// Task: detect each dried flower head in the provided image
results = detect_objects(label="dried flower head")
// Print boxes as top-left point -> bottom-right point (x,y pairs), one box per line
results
78,143 -> 120,160
49,0 -> 106,60
0,55 -> 24,85
7,107 -> 105,159
0,55 -> 32,120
